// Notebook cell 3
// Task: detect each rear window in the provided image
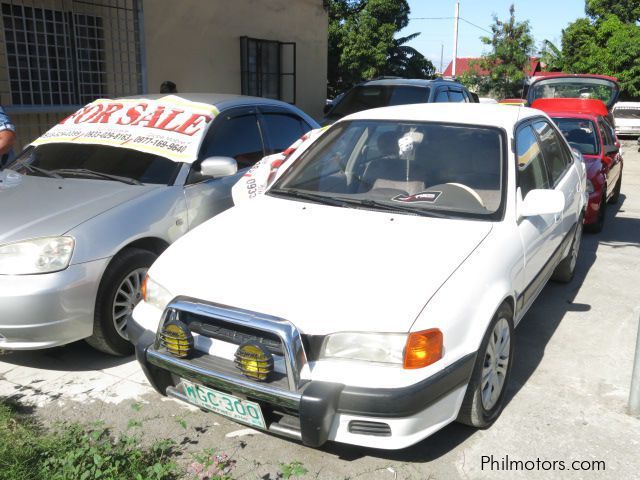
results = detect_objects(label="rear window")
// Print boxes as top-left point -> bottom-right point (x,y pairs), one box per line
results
551,118 -> 599,155
329,85 -> 429,118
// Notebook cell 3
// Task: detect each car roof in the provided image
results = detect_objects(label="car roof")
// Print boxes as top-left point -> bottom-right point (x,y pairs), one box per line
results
122,93 -> 318,125
342,103 -> 543,132
358,78 -> 464,87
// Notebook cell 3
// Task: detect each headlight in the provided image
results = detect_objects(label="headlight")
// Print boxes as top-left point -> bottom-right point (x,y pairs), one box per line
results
142,274 -> 174,311
586,179 -> 595,194
0,236 -> 75,274
321,332 -> 407,364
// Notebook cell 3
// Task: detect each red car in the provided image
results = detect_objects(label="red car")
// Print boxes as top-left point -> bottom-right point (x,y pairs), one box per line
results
532,98 -> 623,232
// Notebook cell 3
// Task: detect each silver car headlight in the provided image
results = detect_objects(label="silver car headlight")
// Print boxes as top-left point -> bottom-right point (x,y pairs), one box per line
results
320,332 -> 407,364
142,274 -> 174,311
0,236 -> 75,274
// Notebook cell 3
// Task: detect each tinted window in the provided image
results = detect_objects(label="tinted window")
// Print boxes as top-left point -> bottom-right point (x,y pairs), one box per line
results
449,90 -> 466,102
597,119 -> 615,146
552,117 -> 599,155
434,89 -> 449,102
534,120 -> 568,185
11,143 -> 179,184
200,113 -> 264,169
261,113 -> 310,153
517,125 -> 550,196
328,85 -> 429,118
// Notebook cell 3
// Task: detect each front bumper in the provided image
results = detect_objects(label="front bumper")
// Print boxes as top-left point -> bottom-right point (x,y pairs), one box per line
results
130,302 -> 476,449
0,258 -> 108,349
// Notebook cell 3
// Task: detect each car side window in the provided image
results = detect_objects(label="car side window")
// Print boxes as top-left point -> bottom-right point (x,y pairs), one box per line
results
434,89 -> 449,102
597,119 -> 614,146
199,112 -> 265,170
448,90 -> 466,103
261,112 -> 310,154
533,120 -> 569,186
517,125 -> 551,197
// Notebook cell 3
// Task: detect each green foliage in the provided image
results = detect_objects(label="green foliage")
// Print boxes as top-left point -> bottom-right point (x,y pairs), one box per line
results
327,0 -> 434,96
538,40 -> 564,72
585,0 -> 640,23
0,401 -> 178,480
278,461 -> 308,479
187,449 -> 236,480
561,13 -> 640,98
472,4 -> 534,99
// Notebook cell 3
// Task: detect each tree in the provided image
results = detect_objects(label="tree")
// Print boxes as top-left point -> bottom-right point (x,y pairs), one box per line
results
585,0 -> 640,23
538,40 -> 564,72
327,0 -> 434,96
466,5 -> 534,98
561,3 -> 640,98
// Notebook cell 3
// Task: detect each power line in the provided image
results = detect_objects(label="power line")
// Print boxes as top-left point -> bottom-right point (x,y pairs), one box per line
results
409,16 -> 493,35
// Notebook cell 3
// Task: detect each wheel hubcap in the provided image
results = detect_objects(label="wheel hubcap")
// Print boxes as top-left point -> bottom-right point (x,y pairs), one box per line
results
481,317 -> 511,411
569,222 -> 583,272
112,267 -> 148,340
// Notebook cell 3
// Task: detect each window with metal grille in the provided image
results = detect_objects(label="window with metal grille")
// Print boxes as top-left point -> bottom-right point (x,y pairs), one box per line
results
2,2 -> 105,106
240,36 -> 296,104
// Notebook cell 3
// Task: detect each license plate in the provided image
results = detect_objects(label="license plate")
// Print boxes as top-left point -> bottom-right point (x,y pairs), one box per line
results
181,379 -> 266,429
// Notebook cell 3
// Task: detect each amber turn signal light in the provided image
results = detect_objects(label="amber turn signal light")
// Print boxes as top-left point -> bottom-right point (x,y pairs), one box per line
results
403,329 -> 443,369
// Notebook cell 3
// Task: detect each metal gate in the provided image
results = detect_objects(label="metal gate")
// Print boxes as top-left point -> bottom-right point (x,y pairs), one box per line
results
0,0 -> 146,150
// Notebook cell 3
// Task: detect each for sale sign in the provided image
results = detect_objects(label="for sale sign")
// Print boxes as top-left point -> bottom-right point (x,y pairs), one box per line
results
31,96 -> 218,162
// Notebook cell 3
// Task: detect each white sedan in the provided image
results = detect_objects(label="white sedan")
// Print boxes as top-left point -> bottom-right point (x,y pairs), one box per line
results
130,104 -> 587,449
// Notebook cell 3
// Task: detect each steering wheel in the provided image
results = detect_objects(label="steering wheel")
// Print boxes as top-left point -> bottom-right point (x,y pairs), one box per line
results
429,182 -> 486,209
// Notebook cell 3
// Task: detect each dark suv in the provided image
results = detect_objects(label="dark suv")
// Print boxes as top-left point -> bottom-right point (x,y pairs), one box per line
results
323,78 -> 478,123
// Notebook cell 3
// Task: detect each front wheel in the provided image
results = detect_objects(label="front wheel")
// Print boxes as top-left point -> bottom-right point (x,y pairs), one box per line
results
457,303 -> 514,428
86,248 -> 157,356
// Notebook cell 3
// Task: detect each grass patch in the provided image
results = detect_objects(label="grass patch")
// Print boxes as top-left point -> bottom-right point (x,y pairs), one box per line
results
0,400 -> 179,480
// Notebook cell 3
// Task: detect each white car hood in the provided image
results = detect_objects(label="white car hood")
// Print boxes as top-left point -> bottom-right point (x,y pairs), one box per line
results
151,196 -> 493,334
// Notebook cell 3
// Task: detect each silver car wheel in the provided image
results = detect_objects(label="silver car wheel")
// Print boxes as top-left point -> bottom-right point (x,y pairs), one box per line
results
112,267 -> 148,340
569,223 -> 583,273
481,317 -> 511,411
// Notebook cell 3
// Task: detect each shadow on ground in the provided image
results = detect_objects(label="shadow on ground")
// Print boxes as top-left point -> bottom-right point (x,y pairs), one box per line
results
323,195 -> 640,463
0,340 -> 132,372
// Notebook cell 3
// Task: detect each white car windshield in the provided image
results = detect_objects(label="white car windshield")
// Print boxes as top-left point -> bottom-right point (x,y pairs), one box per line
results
270,120 -> 505,219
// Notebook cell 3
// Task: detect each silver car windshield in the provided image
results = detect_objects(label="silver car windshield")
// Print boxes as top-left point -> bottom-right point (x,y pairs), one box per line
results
271,120 -> 504,218
9,143 -> 180,185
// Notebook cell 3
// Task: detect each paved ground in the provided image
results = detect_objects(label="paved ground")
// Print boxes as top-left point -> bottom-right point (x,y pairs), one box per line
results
2,141 -> 640,479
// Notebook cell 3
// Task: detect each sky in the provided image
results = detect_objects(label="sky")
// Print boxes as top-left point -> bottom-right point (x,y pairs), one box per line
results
401,0 -> 587,72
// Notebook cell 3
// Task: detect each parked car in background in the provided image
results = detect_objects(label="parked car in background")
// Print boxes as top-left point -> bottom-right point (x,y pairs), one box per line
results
130,104 -> 586,450
323,77 -> 478,123
532,98 -> 622,232
527,73 -> 620,126
612,101 -> 640,137
0,94 -> 318,355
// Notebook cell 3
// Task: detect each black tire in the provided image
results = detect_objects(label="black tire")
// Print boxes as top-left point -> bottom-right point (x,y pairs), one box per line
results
552,219 -> 583,283
584,193 -> 606,234
86,248 -> 157,356
608,173 -> 622,204
457,302 -> 514,428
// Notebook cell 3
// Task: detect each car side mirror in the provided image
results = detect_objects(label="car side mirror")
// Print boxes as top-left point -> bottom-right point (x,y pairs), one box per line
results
604,145 -> 619,155
199,156 -> 237,178
520,189 -> 565,217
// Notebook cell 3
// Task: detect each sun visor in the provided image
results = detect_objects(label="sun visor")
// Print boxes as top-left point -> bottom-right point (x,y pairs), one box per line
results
31,95 -> 219,163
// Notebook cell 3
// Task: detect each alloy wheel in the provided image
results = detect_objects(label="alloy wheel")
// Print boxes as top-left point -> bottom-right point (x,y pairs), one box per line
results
112,267 -> 148,340
481,317 -> 511,411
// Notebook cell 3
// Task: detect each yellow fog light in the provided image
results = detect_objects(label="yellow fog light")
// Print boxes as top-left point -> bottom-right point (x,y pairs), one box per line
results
159,320 -> 193,358
234,342 -> 273,381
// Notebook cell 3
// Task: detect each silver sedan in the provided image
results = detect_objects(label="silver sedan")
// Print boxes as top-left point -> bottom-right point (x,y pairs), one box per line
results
0,93 -> 318,355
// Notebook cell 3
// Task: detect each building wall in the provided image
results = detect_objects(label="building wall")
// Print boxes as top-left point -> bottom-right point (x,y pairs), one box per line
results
142,0 -> 328,119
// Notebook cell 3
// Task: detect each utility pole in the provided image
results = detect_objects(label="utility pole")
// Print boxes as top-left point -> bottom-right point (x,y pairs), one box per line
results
440,43 -> 444,74
452,0 -> 460,77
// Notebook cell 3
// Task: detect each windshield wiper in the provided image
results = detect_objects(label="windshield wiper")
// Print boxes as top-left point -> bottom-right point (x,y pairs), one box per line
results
53,168 -> 142,185
19,164 -> 63,179
334,197 -> 449,218
268,188 -> 351,207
